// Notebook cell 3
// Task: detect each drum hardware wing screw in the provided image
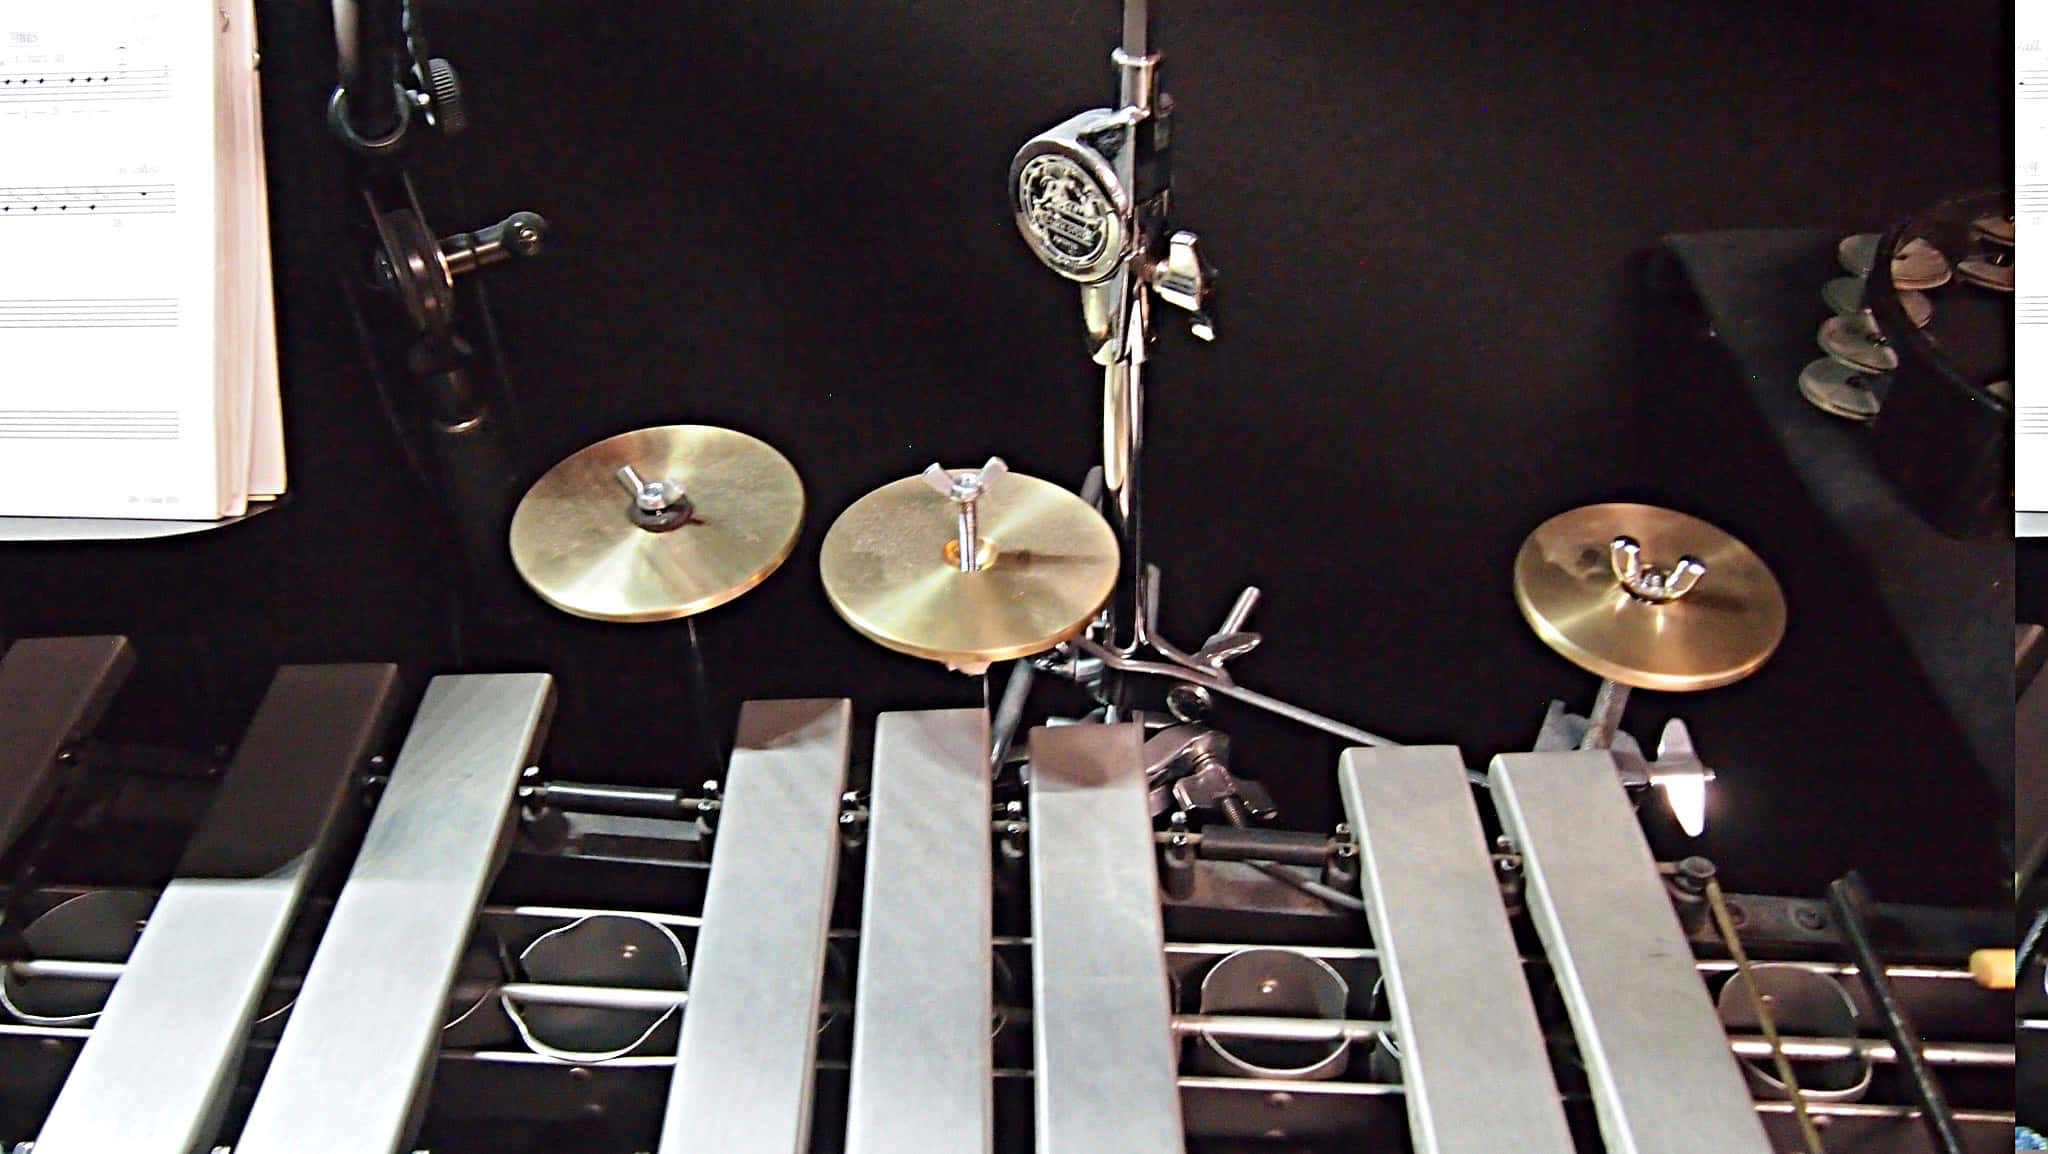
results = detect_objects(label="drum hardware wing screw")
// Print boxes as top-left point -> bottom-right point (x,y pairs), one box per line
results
922,458 -> 1008,573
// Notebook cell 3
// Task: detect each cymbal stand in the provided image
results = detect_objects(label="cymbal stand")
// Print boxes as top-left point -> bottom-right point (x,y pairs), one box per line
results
331,0 -> 549,630
1002,0 -> 1394,777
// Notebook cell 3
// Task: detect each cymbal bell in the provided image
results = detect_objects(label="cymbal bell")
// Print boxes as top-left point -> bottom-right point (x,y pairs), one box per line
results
819,467 -> 1119,669
509,425 -> 804,622
1513,503 -> 1785,692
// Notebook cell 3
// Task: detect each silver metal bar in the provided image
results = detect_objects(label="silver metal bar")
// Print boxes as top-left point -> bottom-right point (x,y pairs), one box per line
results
659,700 -> 852,1154
499,983 -> 687,1013
1339,746 -> 1575,1154
0,635 -> 133,858
34,664 -> 402,1154
1727,1036 -> 2012,1068
847,710 -> 993,1154
238,673 -> 555,1154
1027,723 -> 1184,1153
1171,1014 -> 1385,1043
1489,751 -> 1771,1154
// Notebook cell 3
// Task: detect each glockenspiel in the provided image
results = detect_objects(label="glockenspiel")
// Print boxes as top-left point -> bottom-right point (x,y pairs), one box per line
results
0,645 -> 2016,1153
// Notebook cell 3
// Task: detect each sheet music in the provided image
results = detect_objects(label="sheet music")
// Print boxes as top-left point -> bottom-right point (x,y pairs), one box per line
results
2019,16 -> 2047,521
0,1 -> 276,520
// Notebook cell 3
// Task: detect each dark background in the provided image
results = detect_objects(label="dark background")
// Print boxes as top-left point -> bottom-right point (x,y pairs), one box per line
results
0,2 -> 2012,904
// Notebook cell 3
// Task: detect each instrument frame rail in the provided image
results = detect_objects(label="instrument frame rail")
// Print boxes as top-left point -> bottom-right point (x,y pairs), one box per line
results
30,664 -> 403,1154
659,699 -> 852,1154
236,673 -> 556,1154
1490,750 -> 1772,1154
1339,745 -> 1574,1154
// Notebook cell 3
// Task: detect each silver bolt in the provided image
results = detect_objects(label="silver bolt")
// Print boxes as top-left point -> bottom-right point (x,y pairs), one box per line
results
922,457 -> 1008,573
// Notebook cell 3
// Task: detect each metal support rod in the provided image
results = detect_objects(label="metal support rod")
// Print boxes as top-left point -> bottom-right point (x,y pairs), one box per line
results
1075,636 -> 1399,748
989,662 -> 1037,769
1826,872 -> 1966,1154
1168,1014 -> 1383,1044
1122,0 -> 1154,61
1580,679 -> 1631,751
1213,587 -> 1261,639
1727,1036 -> 2012,1069
519,780 -> 707,819
683,619 -> 725,778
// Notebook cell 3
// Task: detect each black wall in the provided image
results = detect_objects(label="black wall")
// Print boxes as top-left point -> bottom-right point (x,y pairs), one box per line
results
0,2 -> 2010,902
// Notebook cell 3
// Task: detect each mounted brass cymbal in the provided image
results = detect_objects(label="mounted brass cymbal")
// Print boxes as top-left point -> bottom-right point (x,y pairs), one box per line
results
820,461 -> 1118,669
509,425 -> 804,622
1513,503 -> 1785,692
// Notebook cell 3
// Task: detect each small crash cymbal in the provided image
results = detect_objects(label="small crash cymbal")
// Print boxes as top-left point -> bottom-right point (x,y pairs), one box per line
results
820,466 -> 1118,669
1514,503 -> 1786,692
509,425 -> 804,622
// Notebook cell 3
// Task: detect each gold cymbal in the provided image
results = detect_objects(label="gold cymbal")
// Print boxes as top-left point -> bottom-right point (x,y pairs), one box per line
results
819,468 -> 1119,668
509,425 -> 804,622
1513,503 -> 1786,692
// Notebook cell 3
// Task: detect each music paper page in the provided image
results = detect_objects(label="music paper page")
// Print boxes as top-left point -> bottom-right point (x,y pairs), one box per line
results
0,3 -> 229,518
2019,11 -> 2046,523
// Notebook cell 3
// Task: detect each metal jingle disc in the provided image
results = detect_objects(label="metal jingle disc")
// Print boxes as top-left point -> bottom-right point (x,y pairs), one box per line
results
1973,215 -> 2015,246
1957,256 -> 2014,293
819,468 -> 1119,668
1890,238 -> 1952,290
1837,233 -> 1880,276
1818,314 -> 1898,374
509,425 -> 805,623
1837,233 -> 1951,289
1819,275 -> 1865,316
1798,357 -> 1881,421
1514,503 -> 1786,692
1820,276 -> 1932,327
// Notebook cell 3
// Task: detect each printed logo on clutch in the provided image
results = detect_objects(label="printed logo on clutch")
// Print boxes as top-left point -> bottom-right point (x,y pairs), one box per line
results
1017,154 -> 1113,274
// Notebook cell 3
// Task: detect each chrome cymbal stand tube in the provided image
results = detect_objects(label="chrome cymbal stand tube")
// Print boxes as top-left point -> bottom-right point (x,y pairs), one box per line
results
1007,0 -> 1394,761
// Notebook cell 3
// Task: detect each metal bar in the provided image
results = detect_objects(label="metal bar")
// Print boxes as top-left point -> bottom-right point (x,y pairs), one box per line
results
1727,1036 -> 2012,1068
658,699 -> 852,1154
238,673 -> 555,1154
0,636 -> 133,859
847,710 -> 993,1154
499,982 -> 687,1013
1027,723 -> 1184,1153
1171,1014 -> 1385,1043
34,665 -> 403,1154
1489,751 -> 1771,1154
1073,637 -> 1396,747
524,780 -> 700,819
1340,746 -> 1575,1154
1827,873 -> 1965,1154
